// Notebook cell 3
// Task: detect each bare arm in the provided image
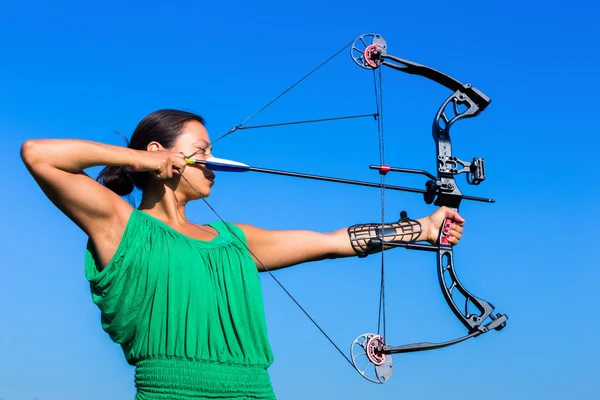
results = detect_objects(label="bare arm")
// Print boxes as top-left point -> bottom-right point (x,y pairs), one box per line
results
20,139 -> 185,269
235,224 -> 353,271
236,207 -> 465,271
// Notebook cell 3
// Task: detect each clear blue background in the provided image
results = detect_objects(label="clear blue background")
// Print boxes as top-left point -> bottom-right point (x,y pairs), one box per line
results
1,0 -> 598,399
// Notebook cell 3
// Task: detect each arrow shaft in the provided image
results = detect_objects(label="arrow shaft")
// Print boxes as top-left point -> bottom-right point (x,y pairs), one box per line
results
248,166 -> 427,194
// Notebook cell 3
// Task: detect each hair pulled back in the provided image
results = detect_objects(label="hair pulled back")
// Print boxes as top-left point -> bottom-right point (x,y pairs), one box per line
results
97,109 -> 205,196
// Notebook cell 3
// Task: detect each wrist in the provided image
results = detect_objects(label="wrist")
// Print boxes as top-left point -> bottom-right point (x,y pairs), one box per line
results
127,148 -> 151,172
416,218 -> 430,242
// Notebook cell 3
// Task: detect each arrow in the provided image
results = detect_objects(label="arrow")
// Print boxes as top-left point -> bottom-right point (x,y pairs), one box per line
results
185,157 -> 494,203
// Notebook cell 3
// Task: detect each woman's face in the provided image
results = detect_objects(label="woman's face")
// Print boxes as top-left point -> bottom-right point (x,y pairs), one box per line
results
172,120 -> 216,199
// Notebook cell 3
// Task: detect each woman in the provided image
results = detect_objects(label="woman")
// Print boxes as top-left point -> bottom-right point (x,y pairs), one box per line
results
20,109 -> 464,399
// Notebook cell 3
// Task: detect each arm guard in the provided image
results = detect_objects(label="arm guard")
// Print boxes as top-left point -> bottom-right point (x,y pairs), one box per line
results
347,211 -> 422,258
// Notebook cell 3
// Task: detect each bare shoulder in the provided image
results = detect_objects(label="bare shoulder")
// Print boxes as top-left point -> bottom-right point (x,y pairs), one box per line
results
233,223 -> 264,234
232,223 -> 279,242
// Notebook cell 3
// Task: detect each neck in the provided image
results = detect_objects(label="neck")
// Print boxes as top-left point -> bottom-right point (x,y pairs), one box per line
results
138,180 -> 189,226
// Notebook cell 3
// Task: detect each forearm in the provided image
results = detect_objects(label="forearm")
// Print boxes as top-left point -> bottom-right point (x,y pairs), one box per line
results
325,228 -> 362,258
328,216 -> 425,259
21,139 -> 140,173
346,216 -> 425,257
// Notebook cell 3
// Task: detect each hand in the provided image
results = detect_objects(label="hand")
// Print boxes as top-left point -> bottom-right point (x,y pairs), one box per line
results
419,206 -> 465,245
133,150 -> 187,180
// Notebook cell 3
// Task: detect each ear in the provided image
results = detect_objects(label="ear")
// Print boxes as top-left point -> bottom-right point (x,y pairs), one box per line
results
146,141 -> 165,152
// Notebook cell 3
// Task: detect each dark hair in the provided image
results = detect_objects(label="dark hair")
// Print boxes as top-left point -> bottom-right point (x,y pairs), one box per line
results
97,109 -> 205,196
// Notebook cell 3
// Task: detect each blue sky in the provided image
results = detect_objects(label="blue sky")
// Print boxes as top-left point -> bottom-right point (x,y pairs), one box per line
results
1,0 -> 599,399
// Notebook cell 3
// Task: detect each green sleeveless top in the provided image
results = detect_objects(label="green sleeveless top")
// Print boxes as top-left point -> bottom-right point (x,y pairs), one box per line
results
84,209 -> 276,399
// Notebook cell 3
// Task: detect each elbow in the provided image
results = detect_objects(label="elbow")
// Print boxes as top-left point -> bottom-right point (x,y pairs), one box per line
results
20,139 -> 43,168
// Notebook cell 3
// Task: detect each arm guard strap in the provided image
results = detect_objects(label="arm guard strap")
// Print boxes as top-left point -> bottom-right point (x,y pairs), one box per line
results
347,212 -> 422,258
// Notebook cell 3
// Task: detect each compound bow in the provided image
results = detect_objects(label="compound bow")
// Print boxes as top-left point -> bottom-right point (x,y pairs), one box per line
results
347,33 -> 507,384
194,33 -> 508,385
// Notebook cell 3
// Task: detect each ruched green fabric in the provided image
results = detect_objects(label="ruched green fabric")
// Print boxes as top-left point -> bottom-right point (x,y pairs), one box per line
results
84,209 -> 276,399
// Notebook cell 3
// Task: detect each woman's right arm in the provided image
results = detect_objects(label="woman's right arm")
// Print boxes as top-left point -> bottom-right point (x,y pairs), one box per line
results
20,139 -> 183,268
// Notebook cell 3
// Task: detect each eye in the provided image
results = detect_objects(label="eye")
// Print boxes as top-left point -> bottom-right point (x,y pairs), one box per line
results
188,148 -> 206,157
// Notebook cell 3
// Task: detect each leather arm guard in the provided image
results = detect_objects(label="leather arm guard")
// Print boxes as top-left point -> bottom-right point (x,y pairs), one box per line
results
347,211 -> 422,258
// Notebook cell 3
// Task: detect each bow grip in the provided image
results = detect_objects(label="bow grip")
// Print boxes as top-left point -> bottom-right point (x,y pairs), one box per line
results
439,218 -> 453,245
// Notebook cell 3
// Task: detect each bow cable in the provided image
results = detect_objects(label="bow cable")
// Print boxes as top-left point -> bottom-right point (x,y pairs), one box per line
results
210,40 -> 356,147
225,113 -> 378,131
373,67 -> 387,341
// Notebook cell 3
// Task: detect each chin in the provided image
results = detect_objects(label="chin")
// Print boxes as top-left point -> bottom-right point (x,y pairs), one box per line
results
181,177 -> 213,199
196,186 -> 212,199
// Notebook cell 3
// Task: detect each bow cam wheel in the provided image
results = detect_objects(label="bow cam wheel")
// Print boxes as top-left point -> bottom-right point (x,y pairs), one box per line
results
350,333 -> 393,384
350,33 -> 388,70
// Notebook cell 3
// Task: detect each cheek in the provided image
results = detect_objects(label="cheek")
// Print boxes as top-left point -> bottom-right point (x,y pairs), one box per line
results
183,166 -> 207,180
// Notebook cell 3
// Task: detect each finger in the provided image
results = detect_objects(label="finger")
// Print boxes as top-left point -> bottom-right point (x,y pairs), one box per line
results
446,235 -> 459,245
445,222 -> 463,235
154,165 -> 166,180
158,170 -> 169,180
166,160 -> 173,179
171,163 -> 183,175
449,227 -> 462,241
444,208 -> 465,226
441,231 -> 459,244
440,219 -> 452,245
172,155 -> 187,174
441,220 -> 451,245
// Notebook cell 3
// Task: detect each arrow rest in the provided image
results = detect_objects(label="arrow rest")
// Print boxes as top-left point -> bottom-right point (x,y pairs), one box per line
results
424,180 -> 437,205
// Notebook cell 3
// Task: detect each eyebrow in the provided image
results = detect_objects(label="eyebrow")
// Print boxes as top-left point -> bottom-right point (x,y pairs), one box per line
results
193,140 -> 211,148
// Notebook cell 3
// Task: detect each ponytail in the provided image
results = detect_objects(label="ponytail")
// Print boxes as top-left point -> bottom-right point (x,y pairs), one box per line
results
97,165 -> 135,196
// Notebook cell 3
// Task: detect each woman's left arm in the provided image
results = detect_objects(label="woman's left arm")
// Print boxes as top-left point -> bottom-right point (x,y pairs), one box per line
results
235,224 -> 353,271
237,206 -> 464,271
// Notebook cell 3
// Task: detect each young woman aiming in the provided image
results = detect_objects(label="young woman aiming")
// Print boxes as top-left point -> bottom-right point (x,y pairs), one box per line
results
20,109 -> 464,399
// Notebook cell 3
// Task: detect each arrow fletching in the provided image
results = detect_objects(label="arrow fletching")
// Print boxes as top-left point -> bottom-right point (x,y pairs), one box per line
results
186,156 -> 250,172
